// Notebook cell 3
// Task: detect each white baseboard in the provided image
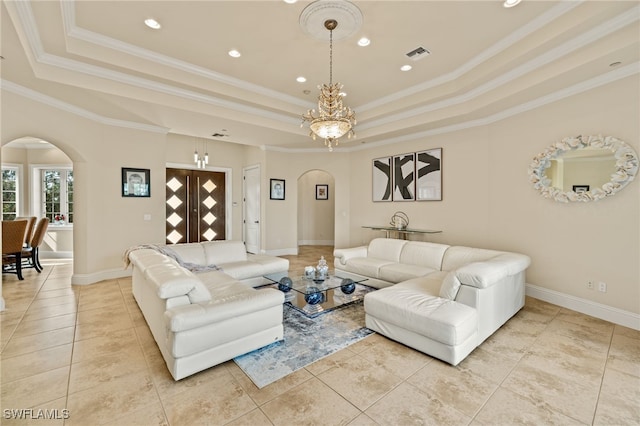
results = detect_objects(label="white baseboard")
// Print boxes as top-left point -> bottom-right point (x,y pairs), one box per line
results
264,247 -> 298,257
297,240 -> 335,246
526,283 -> 640,330
72,268 -> 132,285
41,252 -> 73,259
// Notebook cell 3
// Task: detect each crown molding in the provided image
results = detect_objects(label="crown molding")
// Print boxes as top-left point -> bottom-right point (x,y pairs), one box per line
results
358,5 -> 640,131
59,1 -> 313,110
7,2 -> 639,152
357,1 -> 583,113
345,62 -> 639,152
1,80 -> 169,134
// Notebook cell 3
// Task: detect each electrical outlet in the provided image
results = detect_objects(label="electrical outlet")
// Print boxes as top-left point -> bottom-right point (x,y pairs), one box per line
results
587,281 -> 594,290
598,281 -> 607,293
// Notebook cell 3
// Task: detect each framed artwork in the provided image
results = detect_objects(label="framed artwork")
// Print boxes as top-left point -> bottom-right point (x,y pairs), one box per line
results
393,153 -> 415,201
372,156 -> 393,202
572,185 -> 589,193
316,184 -> 329,200
270,178 -> 285,200
122,167 -> 150,197
416,148 -> 442,201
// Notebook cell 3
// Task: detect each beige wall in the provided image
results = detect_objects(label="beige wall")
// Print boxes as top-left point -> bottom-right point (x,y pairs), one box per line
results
347,76 -> 639,315
264,149 -> 351,254
2,74 -> 638,320
297,170 -> 335,245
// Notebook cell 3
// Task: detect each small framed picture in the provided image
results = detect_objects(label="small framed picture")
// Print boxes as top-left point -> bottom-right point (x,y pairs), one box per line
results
270,178 -> 285,200
316,184 -> 329,200
122,168 -> 150,197
572,185 -> 589,193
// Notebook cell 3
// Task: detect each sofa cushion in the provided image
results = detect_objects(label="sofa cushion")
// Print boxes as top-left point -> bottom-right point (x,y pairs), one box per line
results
339,257 -> 396,279
441,246 -> 503,271
399,242 -> 449,270
218,261 -> 264,280
394,271 -> 447,296
365,287 -> 477,346
367,238 -> 407,262
128,249 -> 178,270
378,263 -> 437,284
439,271 -> 462,300
203,240 -> 247,265
167,243 -> 207,265
247,254 -> 289,275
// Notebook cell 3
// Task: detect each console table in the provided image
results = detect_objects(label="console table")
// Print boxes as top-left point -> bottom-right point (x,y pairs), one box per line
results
362,225 -> 442,239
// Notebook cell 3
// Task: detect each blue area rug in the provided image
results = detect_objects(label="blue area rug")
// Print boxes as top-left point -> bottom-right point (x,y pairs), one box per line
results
234,299 -> 374,389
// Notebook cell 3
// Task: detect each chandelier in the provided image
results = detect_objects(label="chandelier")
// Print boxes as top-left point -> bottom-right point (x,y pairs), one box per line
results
193,139 -> 208,169
301,19 -> 356,152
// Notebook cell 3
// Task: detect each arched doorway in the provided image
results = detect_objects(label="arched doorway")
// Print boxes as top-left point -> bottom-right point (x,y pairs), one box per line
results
1,137 -> 74,259
297,170 -> 335,247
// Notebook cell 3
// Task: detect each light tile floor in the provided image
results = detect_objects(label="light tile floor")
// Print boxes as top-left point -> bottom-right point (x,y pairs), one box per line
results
1,246 -> 638,425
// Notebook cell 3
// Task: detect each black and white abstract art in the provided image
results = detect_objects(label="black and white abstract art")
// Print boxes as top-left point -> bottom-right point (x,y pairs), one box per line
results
372,156 -> 392,202
393,153 -> 415,201
416,148 -> 442,201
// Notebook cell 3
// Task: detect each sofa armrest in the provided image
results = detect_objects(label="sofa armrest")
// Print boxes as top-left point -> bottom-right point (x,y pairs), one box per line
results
455,253 -> 531,289
333,246 -> 368,266
164,288 -> 284,332
143,264 -> 211,303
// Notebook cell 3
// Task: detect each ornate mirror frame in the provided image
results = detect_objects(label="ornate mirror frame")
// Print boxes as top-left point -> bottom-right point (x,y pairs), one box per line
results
528,135 -> 639,202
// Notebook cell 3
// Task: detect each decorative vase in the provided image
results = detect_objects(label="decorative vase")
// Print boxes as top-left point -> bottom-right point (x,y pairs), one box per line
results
316,256 -> 329,278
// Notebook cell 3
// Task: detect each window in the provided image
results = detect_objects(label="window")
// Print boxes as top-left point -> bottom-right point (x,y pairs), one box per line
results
2,167 -> 19,220
42,169 -> 73,224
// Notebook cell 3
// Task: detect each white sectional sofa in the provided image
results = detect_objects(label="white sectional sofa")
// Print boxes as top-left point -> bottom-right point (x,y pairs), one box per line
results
334,238 -> 530,365
127,240 -> 289,380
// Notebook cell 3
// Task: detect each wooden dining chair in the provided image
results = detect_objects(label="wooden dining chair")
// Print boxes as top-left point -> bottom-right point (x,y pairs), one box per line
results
2,219 -> 28,280
21,217 -> 50,273
15,216 -> 37,247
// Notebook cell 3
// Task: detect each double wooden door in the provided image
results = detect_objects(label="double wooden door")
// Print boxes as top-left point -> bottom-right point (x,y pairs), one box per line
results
165,168 -> 225,244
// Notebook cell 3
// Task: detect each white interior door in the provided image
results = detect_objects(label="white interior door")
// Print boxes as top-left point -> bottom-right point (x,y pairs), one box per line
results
243,165 -> 261,254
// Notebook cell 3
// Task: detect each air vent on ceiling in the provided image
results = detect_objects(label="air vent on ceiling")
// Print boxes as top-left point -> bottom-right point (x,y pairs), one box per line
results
406,46 -> 431,61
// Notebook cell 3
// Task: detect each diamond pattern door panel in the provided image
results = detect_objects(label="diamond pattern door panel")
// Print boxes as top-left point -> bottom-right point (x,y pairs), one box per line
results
166,168 -> 225,244
194,171 -> 225,242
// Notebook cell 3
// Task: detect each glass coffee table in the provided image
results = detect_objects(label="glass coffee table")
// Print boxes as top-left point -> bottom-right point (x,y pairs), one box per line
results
263,270 -> 372,317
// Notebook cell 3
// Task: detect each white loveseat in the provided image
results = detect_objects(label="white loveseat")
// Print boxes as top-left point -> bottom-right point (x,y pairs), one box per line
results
334,238 -> 530,365
128,240 -> 289,380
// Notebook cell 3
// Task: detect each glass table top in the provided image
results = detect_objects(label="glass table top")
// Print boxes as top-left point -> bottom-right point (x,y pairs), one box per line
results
262,270 -> 371,317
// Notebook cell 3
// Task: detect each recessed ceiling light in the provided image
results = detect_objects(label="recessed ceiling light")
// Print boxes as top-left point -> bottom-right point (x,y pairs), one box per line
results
503,0 -> 522,8
296,76 -> 307,83
400,65 -> 412,72
228,49 -> 241,58
339,92 -> 347,97
144,18 -> 161,29
283,0 -> 298,3
357,37 -> 370,47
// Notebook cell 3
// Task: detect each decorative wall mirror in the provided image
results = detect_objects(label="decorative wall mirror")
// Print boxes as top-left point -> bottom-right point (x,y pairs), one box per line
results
529,135 -> 638,202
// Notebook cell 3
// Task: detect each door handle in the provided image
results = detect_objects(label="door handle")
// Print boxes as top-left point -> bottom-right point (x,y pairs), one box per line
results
254,221 -> 259,223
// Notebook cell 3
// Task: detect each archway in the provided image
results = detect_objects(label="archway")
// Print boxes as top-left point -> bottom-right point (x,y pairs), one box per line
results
2,137 -> 74,259
297,169 -> 335,248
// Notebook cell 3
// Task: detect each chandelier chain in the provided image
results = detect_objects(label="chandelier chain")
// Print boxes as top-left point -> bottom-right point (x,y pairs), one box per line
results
329,27 -> 333,87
